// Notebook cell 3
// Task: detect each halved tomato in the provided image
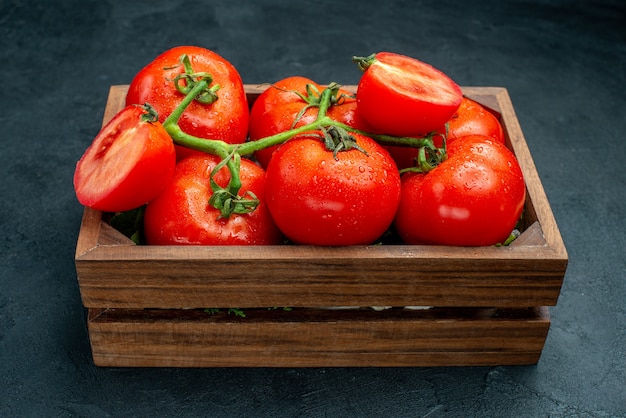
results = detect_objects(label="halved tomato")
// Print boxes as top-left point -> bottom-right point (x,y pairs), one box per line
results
73,105 -> 176,212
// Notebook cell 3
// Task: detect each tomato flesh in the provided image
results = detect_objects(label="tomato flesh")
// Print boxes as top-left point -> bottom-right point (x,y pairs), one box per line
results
73,105 -> 176,212
356,52 -> 463,137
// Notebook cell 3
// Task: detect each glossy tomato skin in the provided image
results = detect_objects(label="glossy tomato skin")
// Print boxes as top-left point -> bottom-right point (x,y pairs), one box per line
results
264,133 -> 401,246
143,155 -> 282,245
74,105 -> 176,212
356,52 -> 463,137
447,97 -> 504,143
394,135 -> 525,246
385,97 -> 505,170
126,46 -> 249,159
249,76 -> 370,168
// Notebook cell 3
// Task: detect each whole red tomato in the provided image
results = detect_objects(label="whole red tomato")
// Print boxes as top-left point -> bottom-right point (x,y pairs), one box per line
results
73,104 -> 176,212
249,76 -> 371,168
394,135 -> 525,246
126,46 -> 249,159
447,97 -> 504,143
264,132 -> 401,246
354,52 -> 463,137
143,154 -> 282,245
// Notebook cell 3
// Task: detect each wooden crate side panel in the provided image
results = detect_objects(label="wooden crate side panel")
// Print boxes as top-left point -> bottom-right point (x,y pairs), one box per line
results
493,89 -> 567,258
105,85 -> 129,123
76,245 -> 565,309
87,307 -> 549,367
74,208 -> 103,258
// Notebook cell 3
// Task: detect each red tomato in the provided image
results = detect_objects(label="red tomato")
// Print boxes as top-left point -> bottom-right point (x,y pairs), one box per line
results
264,133 -> 401,246
143,154 -> 282,245
394,135 -> 525,246
249,76 -> 371,168
354,52 -> 463,137
447,97 -> 504,143
385,97 -> 505,170
125,46 -> 249,159
73,105 -> 176,212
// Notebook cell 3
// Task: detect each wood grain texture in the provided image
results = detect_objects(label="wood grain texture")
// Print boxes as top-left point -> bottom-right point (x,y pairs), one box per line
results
87,307 -> 550,367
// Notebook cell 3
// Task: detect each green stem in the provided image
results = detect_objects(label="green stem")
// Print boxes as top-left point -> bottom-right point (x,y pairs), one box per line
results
166,122 -> 231,156
233,83 -> 343,155
163,78 -> 209,129
162,75 -> 255,216
329,120 -> 437,150
212,147 -> 242,198
315,83 -> 339,119
352,53 -> 377,72
235,118 -> 328,155
161,75 -> 240,195
164,76 -> 441,160
207,149 -> 259,218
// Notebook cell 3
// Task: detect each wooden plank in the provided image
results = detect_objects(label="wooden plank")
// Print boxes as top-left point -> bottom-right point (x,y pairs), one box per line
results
102,85 -> 128,125
87,307 -> 550,367
76,244 -> 565,308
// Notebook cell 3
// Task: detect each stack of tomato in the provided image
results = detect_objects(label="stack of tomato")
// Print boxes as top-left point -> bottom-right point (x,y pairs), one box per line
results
74,46 -> 525,247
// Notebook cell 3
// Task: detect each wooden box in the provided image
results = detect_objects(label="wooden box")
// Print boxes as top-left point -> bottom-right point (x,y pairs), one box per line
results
74,85 -> 568,367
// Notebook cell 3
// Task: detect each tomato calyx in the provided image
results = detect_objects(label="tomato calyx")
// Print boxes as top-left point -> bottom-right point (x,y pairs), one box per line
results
319,125 -> 368,160
172,54 -> 221,105
315,82 -> 355,119
399,131 -> 448,174
138,103 -> 159,123
267,81 -> 353,129
352,53 -> 377,72
290,83 -> 330,127
208,150 -> 260,218
209,187 -> 259,219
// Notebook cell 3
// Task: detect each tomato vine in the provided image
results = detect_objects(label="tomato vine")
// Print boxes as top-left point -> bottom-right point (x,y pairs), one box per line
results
160,54 -> 448,218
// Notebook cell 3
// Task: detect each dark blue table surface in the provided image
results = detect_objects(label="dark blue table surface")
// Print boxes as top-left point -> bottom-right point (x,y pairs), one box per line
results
1,1 -> 624,416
